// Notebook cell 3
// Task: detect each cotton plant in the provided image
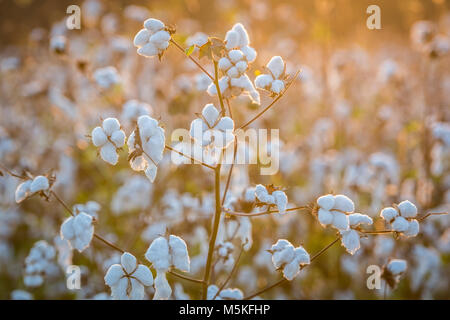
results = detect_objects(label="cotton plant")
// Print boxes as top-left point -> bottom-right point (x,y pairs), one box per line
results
207,285 -> 244,300
207,23 -> 260,104
383,259 -> 407,289
91,118 -> 126,165
340,213 -> 373,255
93,66 -> 121,89
145,235 -> 190,300
316,194 -> 355,231
60,210 -> 94,252
24,241 -> 58,287
254,184 -> 288,214
127,115 -> 165,183
380,200 -> 420,237
15,175 -> 50,203
189,103 -> 235,149
269,239 -> 310,281
255,56 -> 287,95
104,252 -> 153,300
134,18 -> 172,58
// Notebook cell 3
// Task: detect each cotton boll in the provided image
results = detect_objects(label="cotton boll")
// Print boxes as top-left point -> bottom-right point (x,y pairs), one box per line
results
348,213 -> 373,227
110,130 -> 126,148
154,271 -> 172,300
397,200 -> 418,218
294,247 -> 310,265
104,264 -> 124,287
271,79 -> 285,93
232,23 -> 250,47
220,288 -> 244,300
133,29 -> 150,47
30,176 -> 49,193
387,259 -> 407,275
331,211 -> 349,230
92,127 -> 107,146
100,142 -> 119,165
15,180 -> 32,203
202,104 -> 220,127
341,229 -> 361,255
283,260 -> 300,280
228,50 -> 244,63
255,74 -> 273,89
218,57 -> 232,71
241,46 -> 256,62
380,207 -> 398,223
145,237 -> 170,271
225,30 -> 240,49
267,56 -> 285,78
318,208 -> 333,225
317,194 -> 335,211
149,30 -> 170,45
144,18 -> 165,33
333,195 -> 355,213
272,244 -> 295,268
392,216 -> 409,232
169,235 -> 190,272
121,252 -> 137,274
403,219 -> 420,237
137,43 -> 159,57
273,190 -> 288,213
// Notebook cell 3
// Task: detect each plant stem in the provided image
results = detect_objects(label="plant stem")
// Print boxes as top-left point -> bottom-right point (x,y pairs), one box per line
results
239,70 -> 300,130
202,164 -> 222,299
170,39 -> 214,80
165,144 -> 215,170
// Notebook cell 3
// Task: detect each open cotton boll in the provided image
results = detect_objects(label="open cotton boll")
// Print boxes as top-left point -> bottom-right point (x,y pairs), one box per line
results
333,195 -> 355,213
392,216 -> 409,232
154,270 -> 172,300
104,252 -> 153,300
168,235 -> 190,272
145,237 -> 170,271
348,213 -> 373,227
15,180 -> 32,203
403,219 -> 420,237
241,46 -> 256,62
93,66 -> 121,89
387,259 -> 407,276
318,208 -> 333,225
273,190 -> 288,214
135,18 -> 170,58
317,194 -> 335,211
340,229 -> 361,255
380,207 -> 398,223
232,23 -> 250,47
60,212 -> 94,252
397,200 -> 418,218
30,176 -> 49,193
91,118 -> 126,165
267,56 -> 285,79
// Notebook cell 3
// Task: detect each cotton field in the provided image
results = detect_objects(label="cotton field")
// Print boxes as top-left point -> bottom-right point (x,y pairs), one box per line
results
0,0 -> 449,300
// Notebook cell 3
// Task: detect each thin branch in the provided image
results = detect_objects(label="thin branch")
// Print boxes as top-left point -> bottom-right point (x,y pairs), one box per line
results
221,139 -> 237,206
168,271 -> 205,284
165,144 -> 215,170
239,70 -> 300,130
0,163 -> 25,179
223,206 -> 310,217
225,98 -> 233,118
213,244 -> 245,300
170,39 -> 214,80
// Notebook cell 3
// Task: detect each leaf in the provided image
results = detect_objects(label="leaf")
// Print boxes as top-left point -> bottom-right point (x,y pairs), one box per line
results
185,45 -> 195,57
198,40 -> 212,60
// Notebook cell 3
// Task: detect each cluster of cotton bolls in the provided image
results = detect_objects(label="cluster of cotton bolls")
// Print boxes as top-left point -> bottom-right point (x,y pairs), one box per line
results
207,23 -> 260,104
134,18 -> 171,58
91,118 -> 126,165
144,235 -> 190,299
269,239 -> 310,280
24,241 -> 58,287
60,210 -> 94,252
253,184 -> 288,214
15,176 -> 50,203
380,200 -> 420,237
255,56 -> 287,95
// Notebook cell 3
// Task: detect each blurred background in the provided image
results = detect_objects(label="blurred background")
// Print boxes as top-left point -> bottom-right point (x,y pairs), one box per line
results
0,0 -> 449,300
